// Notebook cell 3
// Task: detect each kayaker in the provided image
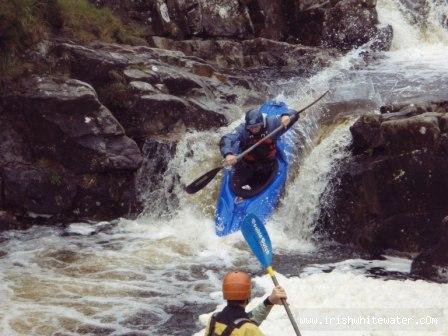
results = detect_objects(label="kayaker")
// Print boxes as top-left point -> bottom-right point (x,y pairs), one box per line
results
204,271 -> 287,336
219,107 -> 294,195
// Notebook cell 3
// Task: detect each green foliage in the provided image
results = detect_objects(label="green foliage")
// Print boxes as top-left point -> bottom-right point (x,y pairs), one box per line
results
0,0 -> 48,77
57,0 -> 142,44
0,0 -> 144,78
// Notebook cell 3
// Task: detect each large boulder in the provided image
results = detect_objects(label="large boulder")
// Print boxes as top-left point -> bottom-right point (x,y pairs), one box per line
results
0,77 -> 144,228
318,101 -> 448,259
411,216 -> 448,282
72,171 -> 141,220
2,162 -> 77,215
323,0 -> 380,50
0,210 -> 19,231
121,94 -> 226,143
3,77 -> 142,173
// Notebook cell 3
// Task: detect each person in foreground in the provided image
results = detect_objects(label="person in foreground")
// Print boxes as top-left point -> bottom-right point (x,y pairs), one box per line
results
204,271 -> 287,336
219,107 -> 294,195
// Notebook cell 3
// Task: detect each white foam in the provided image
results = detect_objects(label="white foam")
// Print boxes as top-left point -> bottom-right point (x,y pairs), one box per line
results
196,269 -> 448,336
67,223 -> 96,235
272,119 -> 355,244
301,256 -> 413,276
377,0 -> 448,49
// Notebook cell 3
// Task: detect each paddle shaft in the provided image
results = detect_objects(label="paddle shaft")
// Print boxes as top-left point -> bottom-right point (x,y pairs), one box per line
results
267,266 -> 302,336
235,124 -> 285,162
185,90 -> 329,193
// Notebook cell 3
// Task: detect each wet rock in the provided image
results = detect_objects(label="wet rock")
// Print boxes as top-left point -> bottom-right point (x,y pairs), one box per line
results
0,210 -> 19,231
0,115 -> 31,164
382,113 -> 442,154
136,138 -> 177,215
323,0 -> 379,50
3,77 -> 142,173
350,114 -> 383,154
2,162 -> 77,215
129,81 -> 158,94
151,37 -> 339,74
91,0 -> 387,53
55,42 -> 246,139
318,101 -> 448,256
397,0 -> 430,25
76,324 -> 115,335
93,0 -> 253,39
0,77 -> 145,228
184,0 -> 252,38
411,216 -> 448,282
72,171 -> 141,222
119,93 -> 226,143
370,24 -> 393,52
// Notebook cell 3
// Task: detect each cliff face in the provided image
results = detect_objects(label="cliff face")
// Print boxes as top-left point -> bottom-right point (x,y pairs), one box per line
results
0,0 -> 390,229
317,101 -> 448,281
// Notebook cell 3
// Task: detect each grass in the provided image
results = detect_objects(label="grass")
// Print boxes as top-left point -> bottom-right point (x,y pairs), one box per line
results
0,0 -> 144,80
57,0 -> 143,44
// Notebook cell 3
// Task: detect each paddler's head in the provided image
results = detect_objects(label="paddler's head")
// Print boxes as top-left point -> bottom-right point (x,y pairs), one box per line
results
245,109 -> 264,135
222,271 -> 252,307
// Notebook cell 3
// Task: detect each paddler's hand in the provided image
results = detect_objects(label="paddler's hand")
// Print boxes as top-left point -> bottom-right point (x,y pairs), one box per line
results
225,154 -> 238,166
267,286 -> 287,305
281,115 -> 291,128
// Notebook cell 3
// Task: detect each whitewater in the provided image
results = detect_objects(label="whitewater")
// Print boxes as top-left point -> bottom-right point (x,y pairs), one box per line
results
1,0 -> 448,335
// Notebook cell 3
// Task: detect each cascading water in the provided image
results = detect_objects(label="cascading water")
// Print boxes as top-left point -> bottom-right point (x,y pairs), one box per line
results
1,1 -> 448,335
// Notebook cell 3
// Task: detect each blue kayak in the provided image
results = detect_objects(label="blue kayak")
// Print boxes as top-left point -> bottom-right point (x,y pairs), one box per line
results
214,101 -> 294,236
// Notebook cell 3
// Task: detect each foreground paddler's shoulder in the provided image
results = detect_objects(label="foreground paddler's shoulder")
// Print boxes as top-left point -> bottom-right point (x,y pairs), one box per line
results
238,321 -> 265,335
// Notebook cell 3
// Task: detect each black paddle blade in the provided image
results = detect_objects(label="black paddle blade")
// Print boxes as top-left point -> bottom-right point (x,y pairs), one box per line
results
184,167 -> 223,194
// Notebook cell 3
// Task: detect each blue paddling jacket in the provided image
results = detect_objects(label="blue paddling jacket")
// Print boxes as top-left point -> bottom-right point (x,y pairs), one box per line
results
219,108 -> 295,161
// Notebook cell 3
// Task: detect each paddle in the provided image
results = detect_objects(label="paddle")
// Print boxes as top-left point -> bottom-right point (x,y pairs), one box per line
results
184,90 -> 330,194
241,213 -> 302,336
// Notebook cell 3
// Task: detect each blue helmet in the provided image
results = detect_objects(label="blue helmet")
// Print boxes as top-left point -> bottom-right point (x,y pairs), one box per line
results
245,109 -> 264,129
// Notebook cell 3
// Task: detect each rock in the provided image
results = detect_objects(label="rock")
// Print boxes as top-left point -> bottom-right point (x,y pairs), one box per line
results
369,24 -> 393,52
136,138 -> 178,215
3,77 -> 143,173
411,216 -> 448,282
2,162 -> 77,215
0,115 -> 31,164
185,0 -> 252,38
93,0 -> 253,39
136,64 -> 205,96
381,113 -> 442,154
350,113 -> 383,154
323,0 -> 380,50
54,41 -> 251,140
91,0 -> 387,53
119,93 -> 227,143
317,101 -> 448,254
129,81 -> 158,94
0,210 -> 19,231
72,172 -> 141,220
151,37 -> 339,75
397,0 -> 430,25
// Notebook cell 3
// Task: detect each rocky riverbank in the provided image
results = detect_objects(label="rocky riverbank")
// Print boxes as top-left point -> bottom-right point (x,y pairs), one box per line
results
0,0 -> 390,229
317,100 -> 448,282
